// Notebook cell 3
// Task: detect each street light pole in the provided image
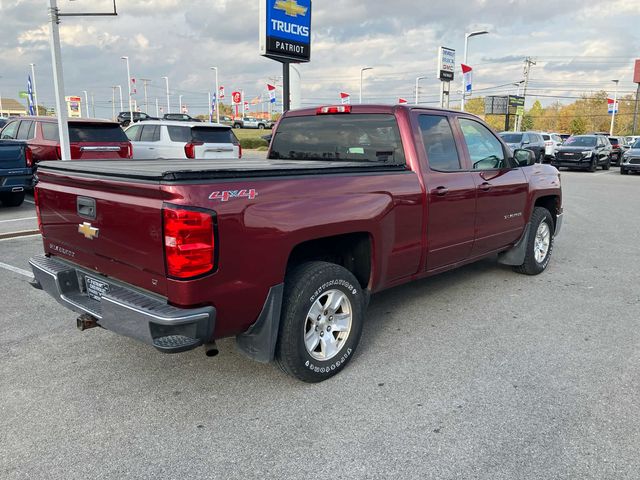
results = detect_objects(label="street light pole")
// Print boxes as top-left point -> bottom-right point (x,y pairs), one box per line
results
461,30 -> 489,112
610,79 -> 619,136
83,90 -> 89,117
117,85 -> 123,111
179,94 -> 183,114
210,66 -> 220,124
47,0 -> 71,160
121,56 -> 133,123
162,76 -> 170,114
140,78 -> 151,113
111,86 -> 116,120
415,76 -> 428,105
359,67 -> 373,104
30,63 -> 39,115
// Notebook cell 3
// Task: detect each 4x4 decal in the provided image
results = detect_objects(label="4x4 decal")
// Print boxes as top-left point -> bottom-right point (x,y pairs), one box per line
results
209,189 -> 258,202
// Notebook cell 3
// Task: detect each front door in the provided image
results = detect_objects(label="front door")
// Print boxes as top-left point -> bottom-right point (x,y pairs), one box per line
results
457,117 -> 528,255
417,114 -> 477,271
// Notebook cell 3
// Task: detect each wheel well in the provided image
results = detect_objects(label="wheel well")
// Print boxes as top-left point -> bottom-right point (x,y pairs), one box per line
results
534,196 -> 559,228
287,233 -> 372,289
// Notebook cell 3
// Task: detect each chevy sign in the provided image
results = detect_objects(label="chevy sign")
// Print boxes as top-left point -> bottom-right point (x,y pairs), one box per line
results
260,0 -> 312,63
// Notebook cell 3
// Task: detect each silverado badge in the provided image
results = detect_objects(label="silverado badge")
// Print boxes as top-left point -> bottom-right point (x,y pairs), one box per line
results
78,222 -> 99,240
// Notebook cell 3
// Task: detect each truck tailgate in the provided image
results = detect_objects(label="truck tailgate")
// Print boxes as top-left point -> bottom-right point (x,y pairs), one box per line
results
37,174 -> 169,296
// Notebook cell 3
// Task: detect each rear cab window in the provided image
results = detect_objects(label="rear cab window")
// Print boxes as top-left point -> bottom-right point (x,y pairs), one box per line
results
418,115 -> 461,171
191,127 -> 235,144
269,113 -> 406,165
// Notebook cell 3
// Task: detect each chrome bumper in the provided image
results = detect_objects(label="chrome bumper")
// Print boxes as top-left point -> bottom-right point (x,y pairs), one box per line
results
29,255 -> 215,353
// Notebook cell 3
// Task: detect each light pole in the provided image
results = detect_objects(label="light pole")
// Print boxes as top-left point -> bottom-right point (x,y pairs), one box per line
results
415,76 -> 428,105
121,56 -> 133,123
179,94 -> 183,114
48,0 -> 71,160
116,85 -> 123,111
461,30 -> 489,112
210,66 -> 220,124
162,76 -> 170,114
30,63 -> 39,115
359,67 -> 373,104
610,79 -> 619,136
82,90 -> 89,117
140,78 -> 151,113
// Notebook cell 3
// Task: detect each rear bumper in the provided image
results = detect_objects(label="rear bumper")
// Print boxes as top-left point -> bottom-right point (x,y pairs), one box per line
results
29,255 -> 216,353
0,168 -> 33,192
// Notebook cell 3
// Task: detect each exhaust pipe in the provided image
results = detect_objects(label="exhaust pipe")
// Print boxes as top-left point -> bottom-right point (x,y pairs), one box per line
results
77,313 -> 98,331
204,341 -> 219,357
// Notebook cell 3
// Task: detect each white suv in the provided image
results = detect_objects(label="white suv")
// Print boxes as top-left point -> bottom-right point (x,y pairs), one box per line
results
541,132 -> 563,161
125,121 -> 241,160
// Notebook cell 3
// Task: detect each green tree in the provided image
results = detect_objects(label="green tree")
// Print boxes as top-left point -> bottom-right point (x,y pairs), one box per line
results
569,116 -> 587,134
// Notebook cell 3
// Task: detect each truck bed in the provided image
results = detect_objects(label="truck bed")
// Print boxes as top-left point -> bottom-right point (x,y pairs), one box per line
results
36,158 -> 407,182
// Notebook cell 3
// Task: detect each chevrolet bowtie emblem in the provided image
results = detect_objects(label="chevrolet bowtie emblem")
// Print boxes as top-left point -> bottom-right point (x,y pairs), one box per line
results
78,222 -> 99,240
274,0 -> 307,17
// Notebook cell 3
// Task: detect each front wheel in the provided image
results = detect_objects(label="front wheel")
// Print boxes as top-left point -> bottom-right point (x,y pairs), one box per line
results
589,158 -> 597,172
514,207 -> 555,276
258,124 -> 265,130
602,157 -> 611,170
276,262 -> 365,383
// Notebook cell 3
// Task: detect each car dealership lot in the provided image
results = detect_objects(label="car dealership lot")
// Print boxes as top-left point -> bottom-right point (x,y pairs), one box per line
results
1,169 -> 639,479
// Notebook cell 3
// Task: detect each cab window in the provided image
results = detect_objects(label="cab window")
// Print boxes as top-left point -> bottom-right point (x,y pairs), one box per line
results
125,125 -> 142,141
418,115 -> 461,171
459,118 -> 506,170
0,121 -> 19,139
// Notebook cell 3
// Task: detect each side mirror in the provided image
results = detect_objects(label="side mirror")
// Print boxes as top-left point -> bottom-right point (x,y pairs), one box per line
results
522,140 -> 530,145
514,148 -> 536,167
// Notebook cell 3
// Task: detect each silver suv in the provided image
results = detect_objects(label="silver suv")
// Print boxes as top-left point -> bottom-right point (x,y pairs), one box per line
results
125,121 -> 240,160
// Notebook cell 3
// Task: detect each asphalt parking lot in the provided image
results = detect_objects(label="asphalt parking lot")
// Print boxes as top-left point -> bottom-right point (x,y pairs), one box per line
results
1,168 -> 639,479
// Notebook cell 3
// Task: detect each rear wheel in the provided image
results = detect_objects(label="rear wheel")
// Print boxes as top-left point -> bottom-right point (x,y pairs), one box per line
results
233,123 -> 241,129
276,261 -> 365,383
0,191 -> 25,207
258,124 -> 265,130
621,168 -> 629,175
514,207 -> 555,276
603,157 -> 611,170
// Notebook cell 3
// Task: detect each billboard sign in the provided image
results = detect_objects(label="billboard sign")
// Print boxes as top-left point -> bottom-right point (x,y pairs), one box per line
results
508,95 -> 525,108
437,47 -> 456,81
634,59 -> 640,84
260,0 -> 312,63
485,96 -> 509,115
65,96 -> 82,118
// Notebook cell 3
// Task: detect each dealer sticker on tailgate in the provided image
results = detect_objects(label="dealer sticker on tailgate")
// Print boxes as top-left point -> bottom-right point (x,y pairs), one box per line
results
85,276 -> 110,301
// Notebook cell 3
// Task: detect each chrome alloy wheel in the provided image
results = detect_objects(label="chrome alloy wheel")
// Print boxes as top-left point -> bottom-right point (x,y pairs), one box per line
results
304,289 -> 352,361
534,221 -> 551,264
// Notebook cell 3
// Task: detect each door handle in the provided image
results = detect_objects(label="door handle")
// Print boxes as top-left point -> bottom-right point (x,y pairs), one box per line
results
479,182 -> 492,191
434,186 -> 449,196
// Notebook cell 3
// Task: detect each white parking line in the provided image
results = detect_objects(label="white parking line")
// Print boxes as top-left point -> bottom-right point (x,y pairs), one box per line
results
0,233 -> 41,242
0,261 -> 33,278
0,216 -> 37,223
24,199 -> 35,205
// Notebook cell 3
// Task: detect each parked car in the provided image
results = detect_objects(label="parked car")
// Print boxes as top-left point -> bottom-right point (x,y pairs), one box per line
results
239,117 -> 269,130
541,133 -> 563,161
625,136 -> 639,146
0,140 -> 33,207
0,117 -> 8,129
219,115 -> 235,127
620,138 -> 640,175
498,131 -> 546,162
0,117 -> 132,163
162,113 -> 202,123
116,111 -> 157,127
125,121 -> 240,159
559,134 -> 571,142
30,104 -> 562,383
607,136 -> 628,166
551,135 -> 612,171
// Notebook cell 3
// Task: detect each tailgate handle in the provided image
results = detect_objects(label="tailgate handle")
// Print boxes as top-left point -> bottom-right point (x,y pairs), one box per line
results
77,196 -> 96,220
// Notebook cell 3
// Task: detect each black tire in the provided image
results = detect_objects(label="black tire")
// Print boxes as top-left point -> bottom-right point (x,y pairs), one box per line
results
514,207 -> 555,276
589,158 -> 597,172
621,168 -> 629,175
603,158 -> 611,170
0,191 -> 25,207
276,261 -> 365,383
258,124 -> 265,130
233,123 -> 241,129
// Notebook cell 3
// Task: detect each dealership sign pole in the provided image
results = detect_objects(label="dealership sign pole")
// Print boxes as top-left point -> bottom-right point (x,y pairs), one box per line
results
633,60 -> 640,135
260,0 -> 312,112
437,47 -> 455,109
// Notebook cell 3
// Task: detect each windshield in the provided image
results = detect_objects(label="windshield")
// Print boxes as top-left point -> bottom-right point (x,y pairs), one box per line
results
632,140 -> 640,148
269,114 -> 406,164
564,136 -> 596,147
191,127 -> 236,144
500,133 -> 523,143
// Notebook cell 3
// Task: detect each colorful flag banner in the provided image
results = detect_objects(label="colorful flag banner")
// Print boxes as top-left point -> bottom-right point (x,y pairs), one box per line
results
267,84 -> 277,104
27,76 -> 35,115
607,98 -> 619,114
251,96 -> 261,105
340,92 -> 350,105
219,86 -> 225,99
398,98 -> 408,104
131,77 -> 137,95
461,64 -> 473,94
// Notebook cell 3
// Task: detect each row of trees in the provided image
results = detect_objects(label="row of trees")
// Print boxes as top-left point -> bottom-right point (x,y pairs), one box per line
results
465,91 -> 639,135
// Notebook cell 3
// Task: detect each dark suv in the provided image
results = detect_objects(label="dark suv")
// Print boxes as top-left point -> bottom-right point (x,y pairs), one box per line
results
117,111 -> 157,127
499,131 -> 546,162
552,135 -> 611,171
162,113 -> 201,122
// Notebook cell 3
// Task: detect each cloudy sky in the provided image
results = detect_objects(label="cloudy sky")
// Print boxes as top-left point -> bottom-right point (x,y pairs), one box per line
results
1,0 -> 639,118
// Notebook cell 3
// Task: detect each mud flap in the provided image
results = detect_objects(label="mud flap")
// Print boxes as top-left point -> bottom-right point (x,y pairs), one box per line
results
497,223 -> 531,266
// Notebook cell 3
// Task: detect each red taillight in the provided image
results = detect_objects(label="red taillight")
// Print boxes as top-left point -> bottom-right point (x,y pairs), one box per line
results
184,141 -> 204,159
316,105 -> 352,114
126,142 -> 133,159
163,207 -> 215,279
545,141 -> 553,146
25,147 -> 33,168
55,146 -> 61,160
34,187 -> 43,234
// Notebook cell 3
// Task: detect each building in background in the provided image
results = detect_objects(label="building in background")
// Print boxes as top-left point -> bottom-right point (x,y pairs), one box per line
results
0,98 -> 28,117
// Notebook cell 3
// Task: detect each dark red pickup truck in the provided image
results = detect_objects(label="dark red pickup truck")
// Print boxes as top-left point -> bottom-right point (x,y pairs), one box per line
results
29,105 -> 562,382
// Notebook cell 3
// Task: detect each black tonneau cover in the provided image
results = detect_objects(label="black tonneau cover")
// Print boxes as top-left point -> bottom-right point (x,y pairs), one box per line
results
37,158 -> 406,181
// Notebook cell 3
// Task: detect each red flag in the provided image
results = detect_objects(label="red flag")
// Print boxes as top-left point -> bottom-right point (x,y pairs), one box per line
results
461,64 -> 473,94
267,84 -> 277,103
398,98 -> 408,104
340,92 -> 350,105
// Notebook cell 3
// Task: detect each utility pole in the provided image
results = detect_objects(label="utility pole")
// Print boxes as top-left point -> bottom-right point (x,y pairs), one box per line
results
517,57 -> 536,132
91,93 -> 95,118
140,78 -> 151,113
111,86 -> 116,119
121,56 -> 133,123
83,90 -> 89,117
155,98 -> 159,117
162,76 -> 170,114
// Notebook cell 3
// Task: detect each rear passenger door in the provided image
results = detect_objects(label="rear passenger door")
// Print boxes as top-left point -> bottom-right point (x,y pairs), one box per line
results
418,114 -> 477,271
457,117 -> 528,256
133,124 -> 160,159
